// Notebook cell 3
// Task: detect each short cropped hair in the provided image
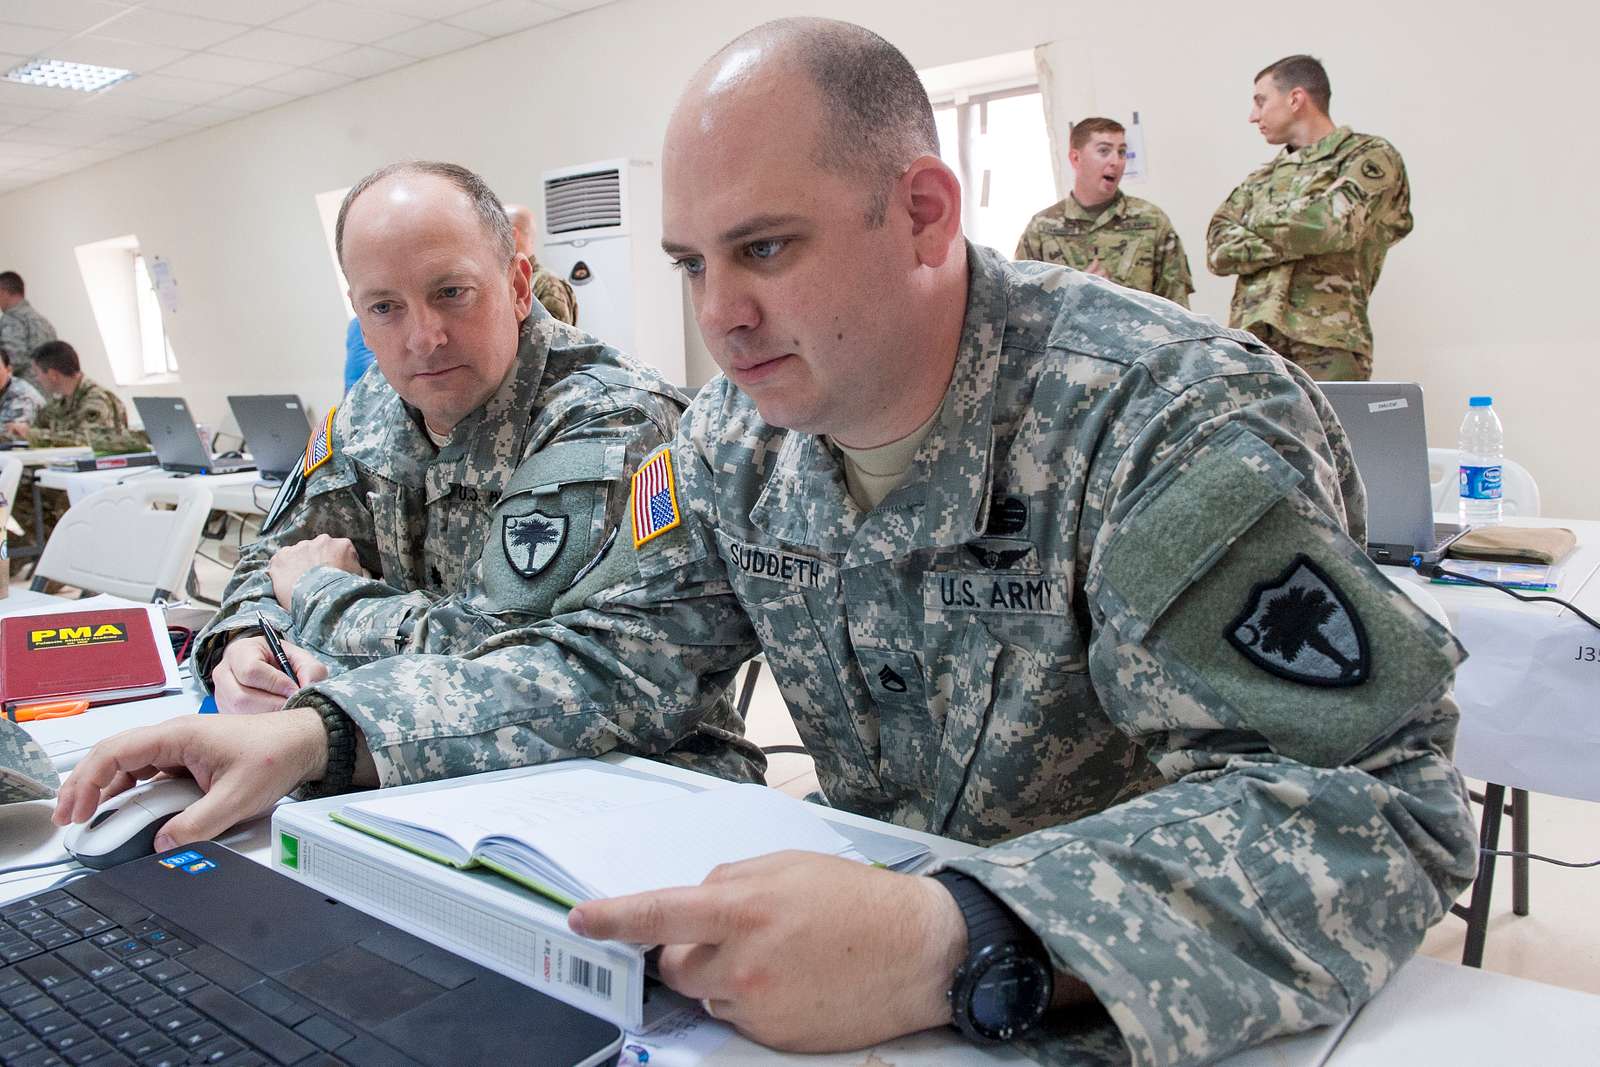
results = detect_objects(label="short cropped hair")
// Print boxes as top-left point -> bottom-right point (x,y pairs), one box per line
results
334,161 -> 515,267
32,340 -> 80,377
1257,54 -> 1332,115
0,349 -> 10,369
724,19 -> 939,226
0,272 -> 22,296
1069,117 -> 1126,152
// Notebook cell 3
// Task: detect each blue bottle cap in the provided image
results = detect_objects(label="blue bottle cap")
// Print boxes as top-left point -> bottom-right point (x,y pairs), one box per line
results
1469,396 -> 1493,407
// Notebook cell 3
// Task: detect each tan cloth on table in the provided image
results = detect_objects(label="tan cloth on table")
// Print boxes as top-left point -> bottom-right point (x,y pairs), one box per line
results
1448,525 -> 1576,565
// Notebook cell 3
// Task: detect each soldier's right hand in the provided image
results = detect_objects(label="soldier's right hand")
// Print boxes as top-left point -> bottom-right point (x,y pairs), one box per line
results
214,635 -> 329,714
52,708 -> 330,849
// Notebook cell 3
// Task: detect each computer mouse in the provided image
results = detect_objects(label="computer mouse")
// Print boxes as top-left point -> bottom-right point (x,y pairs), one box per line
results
65,777 -> 207,870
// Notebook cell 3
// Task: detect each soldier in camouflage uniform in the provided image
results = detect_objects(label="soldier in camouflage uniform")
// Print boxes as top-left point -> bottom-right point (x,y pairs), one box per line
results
189,162 -> 759,783
1016,117 -> 1194,307
58,24 -> 1474,1066
1206,55 -> 1413,381
13,341 -> 147,561
0,349 -> 46,439
0,271 -> 57,385
506,203 -> 579,326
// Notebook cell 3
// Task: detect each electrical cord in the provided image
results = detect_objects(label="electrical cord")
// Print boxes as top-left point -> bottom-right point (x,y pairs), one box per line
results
1478,847 -> 1600,869
0,855 -> 75,878
1410,559 -> 1600,632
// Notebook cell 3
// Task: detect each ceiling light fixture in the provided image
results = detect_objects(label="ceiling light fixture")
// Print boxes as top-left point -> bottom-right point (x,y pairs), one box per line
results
3,58 -> 135,93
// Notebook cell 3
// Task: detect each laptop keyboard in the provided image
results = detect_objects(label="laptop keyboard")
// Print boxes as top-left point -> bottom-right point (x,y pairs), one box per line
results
0,888 -> 386,1067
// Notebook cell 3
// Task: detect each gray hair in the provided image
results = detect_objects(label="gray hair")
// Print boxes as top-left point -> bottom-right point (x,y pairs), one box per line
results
335,161 -> 516,266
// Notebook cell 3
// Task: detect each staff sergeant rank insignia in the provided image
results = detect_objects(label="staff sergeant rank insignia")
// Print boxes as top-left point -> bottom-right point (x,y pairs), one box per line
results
632,448 -> 681,548
503,511 -> 567,578
1226,554 -> 1371,687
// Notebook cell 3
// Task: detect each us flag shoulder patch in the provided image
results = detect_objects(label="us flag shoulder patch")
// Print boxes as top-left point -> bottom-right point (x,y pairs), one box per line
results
631,448 -> 681,548
303,406 -> 336,476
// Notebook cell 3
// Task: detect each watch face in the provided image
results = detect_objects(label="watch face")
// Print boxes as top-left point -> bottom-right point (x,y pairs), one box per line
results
966,946 -> 1051,1042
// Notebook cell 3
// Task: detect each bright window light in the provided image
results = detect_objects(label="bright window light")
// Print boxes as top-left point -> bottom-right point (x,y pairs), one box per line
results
4,58 -> 134,93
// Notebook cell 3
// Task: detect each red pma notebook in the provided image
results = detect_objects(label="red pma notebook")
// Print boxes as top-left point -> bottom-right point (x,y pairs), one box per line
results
1,608 -> 168,710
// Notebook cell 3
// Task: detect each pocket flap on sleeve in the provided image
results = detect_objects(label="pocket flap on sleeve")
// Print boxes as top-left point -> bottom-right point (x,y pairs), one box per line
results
1095,428 -> 1304,643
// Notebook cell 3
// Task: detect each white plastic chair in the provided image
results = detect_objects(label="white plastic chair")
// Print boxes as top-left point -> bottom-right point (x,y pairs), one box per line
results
0,453 -> 21,526
1428,448 -> 1542,518
31,479 -> 213,601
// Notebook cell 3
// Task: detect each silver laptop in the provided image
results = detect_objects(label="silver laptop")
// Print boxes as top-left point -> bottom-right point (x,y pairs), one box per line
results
132,396 -> 255,475
1320,382 -> 1466,565
228,394 -> 311,482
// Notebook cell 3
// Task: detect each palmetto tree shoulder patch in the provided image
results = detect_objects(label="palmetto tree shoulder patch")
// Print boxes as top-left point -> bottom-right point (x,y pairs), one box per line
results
503,511 -> 567,578
1226,555 -> 1370,687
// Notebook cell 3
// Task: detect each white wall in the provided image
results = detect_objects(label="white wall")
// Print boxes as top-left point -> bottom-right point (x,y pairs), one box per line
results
0,0 -> 1594,515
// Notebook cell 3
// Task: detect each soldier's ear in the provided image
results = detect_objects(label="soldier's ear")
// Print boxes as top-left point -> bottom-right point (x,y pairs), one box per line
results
507,253 -> 534,320
901,156 -> 962,269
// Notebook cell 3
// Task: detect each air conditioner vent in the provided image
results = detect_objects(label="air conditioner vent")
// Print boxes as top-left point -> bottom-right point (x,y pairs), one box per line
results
544,168 -> 622,234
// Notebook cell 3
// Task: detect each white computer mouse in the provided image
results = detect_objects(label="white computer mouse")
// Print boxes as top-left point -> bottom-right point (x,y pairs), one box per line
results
65,777 -> 207,870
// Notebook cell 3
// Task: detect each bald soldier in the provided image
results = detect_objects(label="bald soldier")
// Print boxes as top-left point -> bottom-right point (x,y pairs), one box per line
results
1206,55 -> 1413,381
504,203 -> 579,326
1016,117 -> 1194,306
175,160 -> 758,775
59,21 -> 1474,1067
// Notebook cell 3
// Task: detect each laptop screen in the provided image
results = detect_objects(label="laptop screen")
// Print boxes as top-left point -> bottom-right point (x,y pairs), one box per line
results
1318,382 -> 1438,561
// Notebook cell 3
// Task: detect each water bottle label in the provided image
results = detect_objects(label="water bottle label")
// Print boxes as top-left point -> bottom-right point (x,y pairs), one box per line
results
1459,465 -> 1502,500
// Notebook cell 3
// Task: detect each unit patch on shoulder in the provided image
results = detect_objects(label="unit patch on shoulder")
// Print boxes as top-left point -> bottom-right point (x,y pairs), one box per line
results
304,406 -> 336,477
1226,554 -> 1370,688
631,449 -> 681,548
1361,159 -> 1385,181
503,511 -> 567,578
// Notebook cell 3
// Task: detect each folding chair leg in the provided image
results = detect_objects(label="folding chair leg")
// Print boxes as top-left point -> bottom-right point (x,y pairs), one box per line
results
1511,789 -> 1530,917
1459,782 -> 1506,968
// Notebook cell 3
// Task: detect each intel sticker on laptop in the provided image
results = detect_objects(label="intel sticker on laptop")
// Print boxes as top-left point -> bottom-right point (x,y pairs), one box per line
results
159,850 -> 204,869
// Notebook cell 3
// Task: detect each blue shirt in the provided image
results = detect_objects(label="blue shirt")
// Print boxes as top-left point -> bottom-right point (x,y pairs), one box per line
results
344,318 -> 375,394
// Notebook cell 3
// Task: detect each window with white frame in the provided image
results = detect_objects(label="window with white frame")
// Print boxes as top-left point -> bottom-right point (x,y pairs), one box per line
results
930,85 -> 1057,258
73,234 -> 180,385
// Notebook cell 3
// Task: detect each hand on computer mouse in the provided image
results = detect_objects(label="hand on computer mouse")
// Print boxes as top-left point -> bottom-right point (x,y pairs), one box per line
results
64,777 -> 207,869
52,709 -> 330,850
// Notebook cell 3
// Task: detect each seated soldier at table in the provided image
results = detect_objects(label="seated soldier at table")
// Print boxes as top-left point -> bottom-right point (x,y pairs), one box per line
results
12,340 -> 147,565
189,159 -> 760,782
0,348 -> 46,440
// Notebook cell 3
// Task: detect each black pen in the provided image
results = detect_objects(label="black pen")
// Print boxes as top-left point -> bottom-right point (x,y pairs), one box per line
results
256,612 -> 301,687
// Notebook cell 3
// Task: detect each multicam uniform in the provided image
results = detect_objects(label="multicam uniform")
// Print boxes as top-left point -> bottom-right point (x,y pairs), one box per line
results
1016,192 -> 1194,307
1207,125 -> 1413,381
529,254 -> 578,327
193,312 -> 763,784
281,245 -> 1475,1066
16,378 -> 145,555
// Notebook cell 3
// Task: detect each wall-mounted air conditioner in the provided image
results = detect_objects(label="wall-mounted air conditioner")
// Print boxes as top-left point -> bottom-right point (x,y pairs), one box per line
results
540,158 -> 685,384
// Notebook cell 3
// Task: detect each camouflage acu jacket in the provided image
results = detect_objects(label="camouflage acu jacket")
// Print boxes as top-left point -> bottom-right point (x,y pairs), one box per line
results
0,299 -> 57,381
1015,192 -> 1194,307
1206,126 -> 1413,355
0,375 -> 45,434
285,245 -> 1475,1065
195,313 -> 762,784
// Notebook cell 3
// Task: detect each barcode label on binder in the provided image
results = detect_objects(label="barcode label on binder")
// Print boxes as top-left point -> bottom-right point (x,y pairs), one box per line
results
568,956 -> 613,998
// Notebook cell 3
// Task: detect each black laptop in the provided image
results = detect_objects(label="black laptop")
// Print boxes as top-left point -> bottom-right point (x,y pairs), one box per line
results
227,395 -> 312,483
0,843 -> 623,1066
132,397 -> 255,476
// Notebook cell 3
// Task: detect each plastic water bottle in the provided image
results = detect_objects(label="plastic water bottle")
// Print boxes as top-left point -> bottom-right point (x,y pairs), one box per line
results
1458,396 -> 1503,527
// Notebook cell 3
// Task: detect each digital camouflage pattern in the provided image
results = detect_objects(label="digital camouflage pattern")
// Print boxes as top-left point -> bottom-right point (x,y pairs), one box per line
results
0,375 -> 46,435
277,243 -> 1474,1065
0,299 -> 57,383
193,314 -> 764,786
530,254 -> 578,327
0,715 -> 58,804
1206,126 -> 1412,373
1016,192 -> 1194,307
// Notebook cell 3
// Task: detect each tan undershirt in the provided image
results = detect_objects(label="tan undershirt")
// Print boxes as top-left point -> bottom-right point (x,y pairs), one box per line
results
424,421 -> 451,449
830,407 -> 940,511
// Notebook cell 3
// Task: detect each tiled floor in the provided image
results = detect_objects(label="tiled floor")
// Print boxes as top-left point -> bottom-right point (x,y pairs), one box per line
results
193,531 -> 1599,998
740,664 -> 1600,997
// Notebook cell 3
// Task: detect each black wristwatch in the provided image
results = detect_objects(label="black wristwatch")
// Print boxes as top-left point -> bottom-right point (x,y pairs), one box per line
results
931,870 -> 1053,1042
